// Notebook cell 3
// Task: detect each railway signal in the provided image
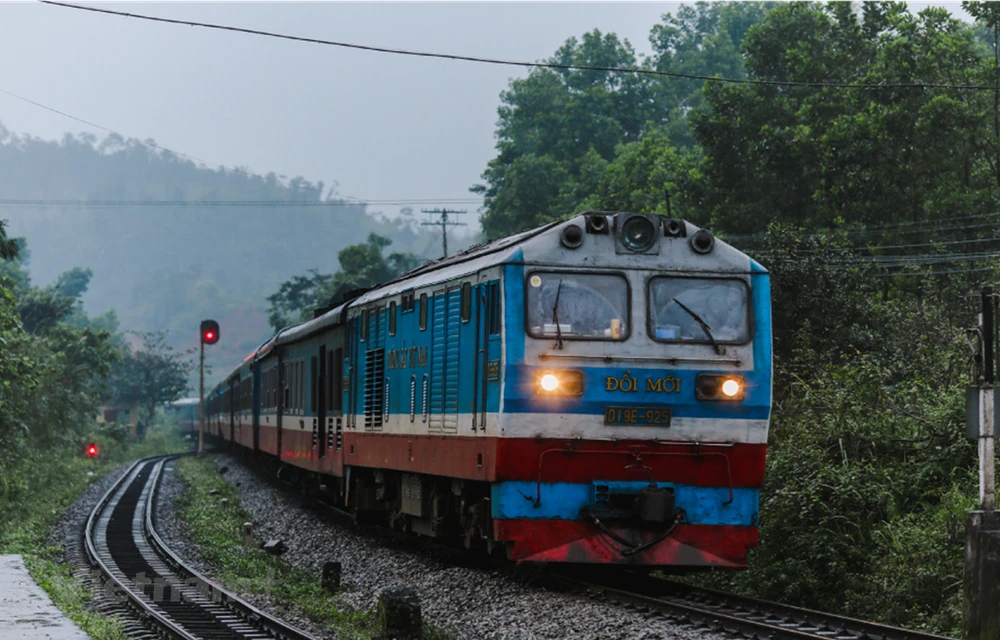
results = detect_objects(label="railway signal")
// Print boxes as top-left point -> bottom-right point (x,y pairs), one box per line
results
198,319 -> 220,455
200,319 -> 220,344
86,443 -> 98,458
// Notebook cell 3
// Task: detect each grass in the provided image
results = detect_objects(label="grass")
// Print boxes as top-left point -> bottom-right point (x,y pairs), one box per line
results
174,456 -> 453,640
0,422 -> 190,640
174,455 -> 376,639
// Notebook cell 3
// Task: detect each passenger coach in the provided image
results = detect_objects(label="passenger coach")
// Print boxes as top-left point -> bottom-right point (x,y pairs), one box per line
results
208,212 -> 772,568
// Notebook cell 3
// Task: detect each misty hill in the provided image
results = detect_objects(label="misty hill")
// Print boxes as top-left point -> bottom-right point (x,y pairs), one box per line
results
0,122 -> 457,382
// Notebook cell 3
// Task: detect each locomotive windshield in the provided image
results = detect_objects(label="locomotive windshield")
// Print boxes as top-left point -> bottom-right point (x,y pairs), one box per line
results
526,272 -> 629,341
648,277 -> 750,344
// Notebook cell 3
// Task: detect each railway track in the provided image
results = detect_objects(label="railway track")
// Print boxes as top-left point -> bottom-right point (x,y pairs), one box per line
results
549,567 -> 954,640
84,455 -> 317,640
235,451 -> 958,640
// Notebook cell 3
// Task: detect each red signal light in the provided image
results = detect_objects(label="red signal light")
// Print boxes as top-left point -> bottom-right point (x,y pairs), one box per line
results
86,443 -> 98,457
200,319 -> 220,345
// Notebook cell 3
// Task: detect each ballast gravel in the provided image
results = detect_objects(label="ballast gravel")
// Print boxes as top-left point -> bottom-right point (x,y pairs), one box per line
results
155,453 -> 727,640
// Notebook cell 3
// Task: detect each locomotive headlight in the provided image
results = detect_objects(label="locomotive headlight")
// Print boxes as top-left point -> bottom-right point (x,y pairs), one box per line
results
621,216 -> 657,252
540,374 -> 560,391
695,374 -> 745,401
535,369 -> 584,396
721,379 -> 742,398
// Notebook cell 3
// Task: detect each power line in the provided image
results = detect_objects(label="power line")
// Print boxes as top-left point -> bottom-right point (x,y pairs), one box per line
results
0,85 -> 330,195
421,208 -> 467,257
39,0 -> 999,92
0,198 -> 482,207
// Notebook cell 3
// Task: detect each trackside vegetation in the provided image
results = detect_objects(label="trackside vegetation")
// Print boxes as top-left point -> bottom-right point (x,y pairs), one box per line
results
0,424 -> 188,640
173,456 -> 450,639
0,219 -> 195,637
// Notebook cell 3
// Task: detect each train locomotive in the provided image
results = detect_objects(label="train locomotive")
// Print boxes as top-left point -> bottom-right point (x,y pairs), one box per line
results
205,211 -> 772,568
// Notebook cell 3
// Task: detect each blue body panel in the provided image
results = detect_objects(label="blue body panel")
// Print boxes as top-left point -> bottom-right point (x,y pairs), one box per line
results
491,481 -> 759,526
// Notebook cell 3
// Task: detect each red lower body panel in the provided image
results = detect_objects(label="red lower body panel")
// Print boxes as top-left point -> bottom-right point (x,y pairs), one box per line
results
495,520 -> 758,566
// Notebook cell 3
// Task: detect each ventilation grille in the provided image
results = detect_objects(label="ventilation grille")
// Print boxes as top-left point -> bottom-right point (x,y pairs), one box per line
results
364,348 -> 385,432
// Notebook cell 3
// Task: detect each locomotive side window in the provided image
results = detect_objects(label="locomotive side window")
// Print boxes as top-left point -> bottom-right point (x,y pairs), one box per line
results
488,282 -> 501,335
461,282 -> 472,322
525,272 -> 629,341
419,294 -> 428,331
389,301 -> 397,336
648,277 -> 750,344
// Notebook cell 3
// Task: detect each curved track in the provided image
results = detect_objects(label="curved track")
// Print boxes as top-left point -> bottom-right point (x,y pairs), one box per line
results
84,455 -> 317,640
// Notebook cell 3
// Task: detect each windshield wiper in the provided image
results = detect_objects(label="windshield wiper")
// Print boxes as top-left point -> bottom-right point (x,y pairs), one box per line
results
672,297 -> 723,355
552,280 -> 565,350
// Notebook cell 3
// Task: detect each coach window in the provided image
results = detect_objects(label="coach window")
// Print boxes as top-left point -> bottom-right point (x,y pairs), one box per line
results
330,348 -> 343,412
311,356 -> 318,413
525,272 -> 629,341
419,294 -> 428,331
389,301 -> 397,336
461,282 -> 472,322
283,364 -> 291,409
648,277 -> 750,344
298,361 -> 305,414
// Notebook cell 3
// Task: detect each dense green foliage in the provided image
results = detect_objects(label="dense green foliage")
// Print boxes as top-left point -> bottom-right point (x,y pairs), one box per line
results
472,2 -> 1000,635
696,227 -> 978,635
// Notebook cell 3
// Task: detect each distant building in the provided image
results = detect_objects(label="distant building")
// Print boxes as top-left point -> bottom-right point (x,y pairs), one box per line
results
96,401 -> 140,439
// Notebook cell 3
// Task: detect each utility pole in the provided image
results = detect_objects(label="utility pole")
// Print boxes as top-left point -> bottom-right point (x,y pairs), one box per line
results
197,320 -> 219,456
964,288 -> 1000,640
198,340 -> 205,455
421,208 -> 467,258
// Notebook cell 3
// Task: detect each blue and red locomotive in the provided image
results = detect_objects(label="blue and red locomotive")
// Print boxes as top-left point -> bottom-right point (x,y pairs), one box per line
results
205,212 -> 772,568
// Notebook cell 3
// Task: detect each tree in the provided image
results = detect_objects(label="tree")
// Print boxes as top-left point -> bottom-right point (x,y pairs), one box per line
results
109,331 -> 193,421
0,220 -> 19,261
266,234 -> 423,332
266,269 -> 332,331
690,2 -> 990,234
474,30 -> 656,238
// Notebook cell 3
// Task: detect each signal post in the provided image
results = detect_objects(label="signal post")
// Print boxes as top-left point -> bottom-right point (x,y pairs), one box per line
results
198,320 -> 220,455
964,288 -> 1000,640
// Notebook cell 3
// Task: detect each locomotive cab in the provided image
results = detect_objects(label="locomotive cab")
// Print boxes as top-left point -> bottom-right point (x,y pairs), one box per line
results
492,211 -> 772,567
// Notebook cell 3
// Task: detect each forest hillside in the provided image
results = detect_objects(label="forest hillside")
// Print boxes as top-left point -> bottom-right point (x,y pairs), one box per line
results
0,125 -> 452,381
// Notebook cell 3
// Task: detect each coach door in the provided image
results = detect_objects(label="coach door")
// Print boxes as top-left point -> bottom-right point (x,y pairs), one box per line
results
473,276 -> 501,432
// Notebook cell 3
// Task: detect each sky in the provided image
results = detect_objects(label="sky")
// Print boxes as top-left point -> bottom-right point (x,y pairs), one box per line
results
0,1 -> 973,230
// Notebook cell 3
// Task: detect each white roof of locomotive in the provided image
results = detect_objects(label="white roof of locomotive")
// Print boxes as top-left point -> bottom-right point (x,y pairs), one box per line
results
228,213 -> 761,377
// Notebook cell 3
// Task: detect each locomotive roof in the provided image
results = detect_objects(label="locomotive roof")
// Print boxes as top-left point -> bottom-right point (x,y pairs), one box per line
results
217,213 -> 760,383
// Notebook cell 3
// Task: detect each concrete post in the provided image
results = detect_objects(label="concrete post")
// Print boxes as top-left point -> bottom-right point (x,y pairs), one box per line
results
964,290 -> 1000,639
378,585 -> 422,639
242,523 -> 254,548
321,561 -> 342,592
980,387 -> 995,511
964,511 -> 1000,639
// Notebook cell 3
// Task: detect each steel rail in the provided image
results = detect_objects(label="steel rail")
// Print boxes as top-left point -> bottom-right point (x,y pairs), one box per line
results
84,455 -> 318,640
552,569 -> 955,640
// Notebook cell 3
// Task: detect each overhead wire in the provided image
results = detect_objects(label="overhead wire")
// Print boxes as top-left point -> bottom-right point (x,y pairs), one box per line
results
0,198 -> 483,207
38,0 -> 1000,92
